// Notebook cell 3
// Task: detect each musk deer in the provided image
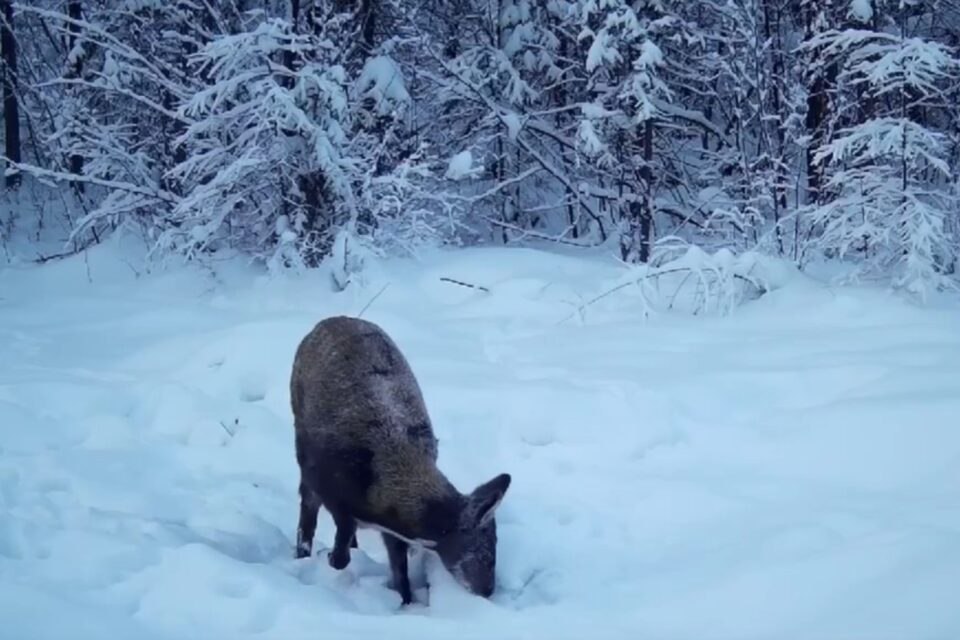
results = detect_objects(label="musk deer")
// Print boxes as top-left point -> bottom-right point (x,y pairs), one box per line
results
290,315 -> 511,604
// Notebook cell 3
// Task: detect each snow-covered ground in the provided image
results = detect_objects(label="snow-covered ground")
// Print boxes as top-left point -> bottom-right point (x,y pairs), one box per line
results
2,237 -> 959,640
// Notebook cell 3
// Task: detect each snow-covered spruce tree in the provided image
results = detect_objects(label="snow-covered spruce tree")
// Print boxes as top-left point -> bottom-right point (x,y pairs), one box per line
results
5,0 -> 959,300
575,0 -> 675,262
410,0 -> 811,263
405,0 -> 612,245
686,0 -> 807,257
335,0 -> 443,257
797,0 -> 847,208
165,14 -> 430,274
8,1 -> 234,247
803,5 -> 960,298
940,2 -> 960,277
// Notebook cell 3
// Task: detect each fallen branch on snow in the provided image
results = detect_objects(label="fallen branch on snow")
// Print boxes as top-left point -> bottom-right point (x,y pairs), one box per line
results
439,277 -> 490,293
218,419 -> 238,439
357,283 -> 390,317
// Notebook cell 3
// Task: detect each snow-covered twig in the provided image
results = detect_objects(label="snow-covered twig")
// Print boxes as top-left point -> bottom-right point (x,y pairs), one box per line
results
485,217 -> 603,248
6,162 -> 176,204
357,283 -> 391,317
439,277 -> 490,293
560,249 -> 768,323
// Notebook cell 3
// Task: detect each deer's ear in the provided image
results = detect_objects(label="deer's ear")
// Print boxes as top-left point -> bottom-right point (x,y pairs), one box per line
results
467,473 -> 511,527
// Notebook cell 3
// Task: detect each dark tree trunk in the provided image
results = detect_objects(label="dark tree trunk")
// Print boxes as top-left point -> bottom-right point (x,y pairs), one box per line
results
802,0 -> 843,207
802,1 -> 827,205
804,76 -> 827,204
288,0 -> 329,258
638,119 -> 654,263
66,1 -> 85,190
283,0 -> 300,84
359,0 -> 376,56
1,0 -> 21,188
764,0 -> 787,255
620,121 -> 655,263
555,21 -> 578,239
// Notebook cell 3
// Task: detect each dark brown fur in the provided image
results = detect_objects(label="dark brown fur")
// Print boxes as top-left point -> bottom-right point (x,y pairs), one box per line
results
290,316 -> 510,604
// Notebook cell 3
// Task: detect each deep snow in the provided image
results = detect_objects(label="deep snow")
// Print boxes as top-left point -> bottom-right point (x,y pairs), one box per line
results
2,237 -> 959,640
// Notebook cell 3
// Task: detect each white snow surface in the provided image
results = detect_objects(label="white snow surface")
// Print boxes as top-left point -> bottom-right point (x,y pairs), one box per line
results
2,238 -> 960,639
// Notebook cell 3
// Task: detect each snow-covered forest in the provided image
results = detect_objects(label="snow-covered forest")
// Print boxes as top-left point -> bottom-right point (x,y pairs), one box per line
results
2,2 -> 960,639
2,0 -> 959,294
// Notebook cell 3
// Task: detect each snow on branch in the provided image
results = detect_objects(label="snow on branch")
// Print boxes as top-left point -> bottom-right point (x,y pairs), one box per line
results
562,243 -> 772,323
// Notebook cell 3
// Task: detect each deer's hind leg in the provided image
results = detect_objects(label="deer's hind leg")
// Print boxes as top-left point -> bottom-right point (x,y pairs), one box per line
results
296,479 -> 322,559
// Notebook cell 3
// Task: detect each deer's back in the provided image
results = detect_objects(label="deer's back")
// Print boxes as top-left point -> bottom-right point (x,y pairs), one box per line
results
291,316 -> 437,457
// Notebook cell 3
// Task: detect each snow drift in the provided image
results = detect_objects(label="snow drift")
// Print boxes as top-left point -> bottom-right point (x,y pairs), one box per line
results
1,239 -> 959,639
